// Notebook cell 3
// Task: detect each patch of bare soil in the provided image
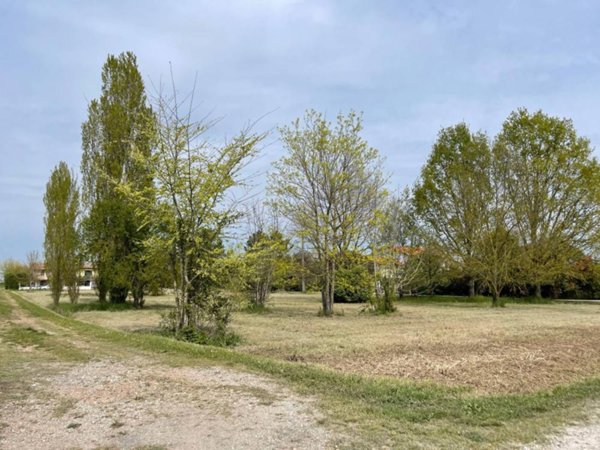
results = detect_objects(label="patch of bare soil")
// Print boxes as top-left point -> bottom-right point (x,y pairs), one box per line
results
0,359 -> 333,449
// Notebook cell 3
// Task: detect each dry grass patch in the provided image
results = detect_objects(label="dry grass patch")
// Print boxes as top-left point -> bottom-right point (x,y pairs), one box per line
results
22,290 -> 600,394
232,293 -> 600,394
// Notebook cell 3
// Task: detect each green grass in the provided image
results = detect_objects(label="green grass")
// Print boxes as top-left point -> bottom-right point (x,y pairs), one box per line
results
50,300 -> 135,316
0,294 -> 12,317
8,290 -> 600,448
400,295 -> 488,304
2,324 -> 89,362
400,295 -> 554,306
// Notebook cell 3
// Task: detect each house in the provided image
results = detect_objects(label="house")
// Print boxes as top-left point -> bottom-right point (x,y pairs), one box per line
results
19,263 -> 96,290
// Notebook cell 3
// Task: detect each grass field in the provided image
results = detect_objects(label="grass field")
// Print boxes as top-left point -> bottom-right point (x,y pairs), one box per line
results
23,290 -> 600,394
12,289 -> 600,447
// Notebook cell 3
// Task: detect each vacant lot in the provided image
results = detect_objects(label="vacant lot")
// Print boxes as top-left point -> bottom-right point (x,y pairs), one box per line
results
5,290 -> 600,448
24,291 -> 600,394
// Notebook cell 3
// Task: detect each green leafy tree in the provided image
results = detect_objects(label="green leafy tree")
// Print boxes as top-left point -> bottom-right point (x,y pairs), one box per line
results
128,78 -> 265,336
1,260 -> 28,290
244,229 -> 290,308
334,251 -> 373,303
278,249 -> 319,292
270,110 -> 386,315
494,109 -> 600,297
43,162 -> 80,305
414,123 -> 492,297
81,51 -> 154,305
375,189 -> 426,302
468,156 -> 521,307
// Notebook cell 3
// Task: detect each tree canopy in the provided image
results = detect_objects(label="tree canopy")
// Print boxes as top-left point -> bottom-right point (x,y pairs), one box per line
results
270,110 -> 386,315
43,161 -> 80,305
81,51 -> 154,305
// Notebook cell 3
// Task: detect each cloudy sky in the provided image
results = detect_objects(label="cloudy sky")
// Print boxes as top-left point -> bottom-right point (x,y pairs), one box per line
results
1,0 -> 599,262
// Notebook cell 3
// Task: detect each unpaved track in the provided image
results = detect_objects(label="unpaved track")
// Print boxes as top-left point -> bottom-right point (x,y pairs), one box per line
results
0,294 -> 334,449
525,405 -> 600,450
0,359 -> 332,450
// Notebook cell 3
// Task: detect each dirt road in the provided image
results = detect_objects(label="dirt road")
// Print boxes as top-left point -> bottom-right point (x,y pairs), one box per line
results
0,293 -> 334,449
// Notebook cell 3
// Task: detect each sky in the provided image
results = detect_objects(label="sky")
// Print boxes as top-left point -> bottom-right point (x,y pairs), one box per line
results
1,0 -> 600,263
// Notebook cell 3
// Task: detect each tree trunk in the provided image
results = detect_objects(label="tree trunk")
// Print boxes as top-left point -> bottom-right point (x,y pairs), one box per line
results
52,288 -> 60,306
468,278 -> 475,298
301,237 -> 306,293
534,283 -> 542,299
321,257 -> 334,316
132,282 -> 144,308
68,284 -> 79,304
51,274 -> 62,306
131,260 -> 145,308
491,291 -> 498,307
97,275 -> 108,303
110,286 -> 128,304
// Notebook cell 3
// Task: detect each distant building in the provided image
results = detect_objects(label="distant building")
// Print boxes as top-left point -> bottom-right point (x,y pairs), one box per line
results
20,262 -> 96,290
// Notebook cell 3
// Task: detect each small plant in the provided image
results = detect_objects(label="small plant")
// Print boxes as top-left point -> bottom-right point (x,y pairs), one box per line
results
363,278 -> 397,314
159,292 -> 240,347
174,326 -> 241,347
242,303 -> 272,314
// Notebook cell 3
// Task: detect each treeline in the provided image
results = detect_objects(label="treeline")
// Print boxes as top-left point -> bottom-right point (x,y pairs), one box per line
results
240,109 -> 600,311
412,111 -> 600,306
10,50 -> 598,343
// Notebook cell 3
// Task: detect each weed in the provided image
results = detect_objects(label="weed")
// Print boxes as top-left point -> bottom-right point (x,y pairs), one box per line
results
53,398 -> 76,418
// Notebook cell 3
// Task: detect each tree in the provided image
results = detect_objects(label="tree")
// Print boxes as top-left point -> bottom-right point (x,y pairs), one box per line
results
244,229 -> 290,308
129,78 -> 265,336
468,156 -> 521,307
241,203 -> 291,308
1,259 -> 28,290
26,250 -> 40,289
270,110 -> 386,315
81,51 -> 154,305
375,189 -> 426,302
334,251 -> 374,303
494,109 -> 600,297
43,162 -> 80,305
413,123 -> 492,297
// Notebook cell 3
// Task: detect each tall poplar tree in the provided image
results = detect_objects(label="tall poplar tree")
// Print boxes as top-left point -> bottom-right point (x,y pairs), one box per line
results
44,162 -> 80,305
81,51 -> 154,305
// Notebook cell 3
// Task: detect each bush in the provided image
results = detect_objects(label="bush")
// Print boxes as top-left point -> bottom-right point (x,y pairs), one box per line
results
2,260 -> 28,290
362,277 -> 397,314
334,252 -> 373,303
159,292 -> 238,347
174,325 -> 241,347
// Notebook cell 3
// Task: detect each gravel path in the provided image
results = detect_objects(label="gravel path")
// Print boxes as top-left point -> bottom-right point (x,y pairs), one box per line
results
525,405 -> 600,450
0,358 -> 333,449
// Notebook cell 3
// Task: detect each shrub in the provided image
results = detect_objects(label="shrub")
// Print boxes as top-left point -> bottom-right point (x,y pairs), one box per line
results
174,325 -> 241,347
159,292 -> 238,347
2,260 -> 28,290
334,252 -> 373,303
362,277 -> 397,314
